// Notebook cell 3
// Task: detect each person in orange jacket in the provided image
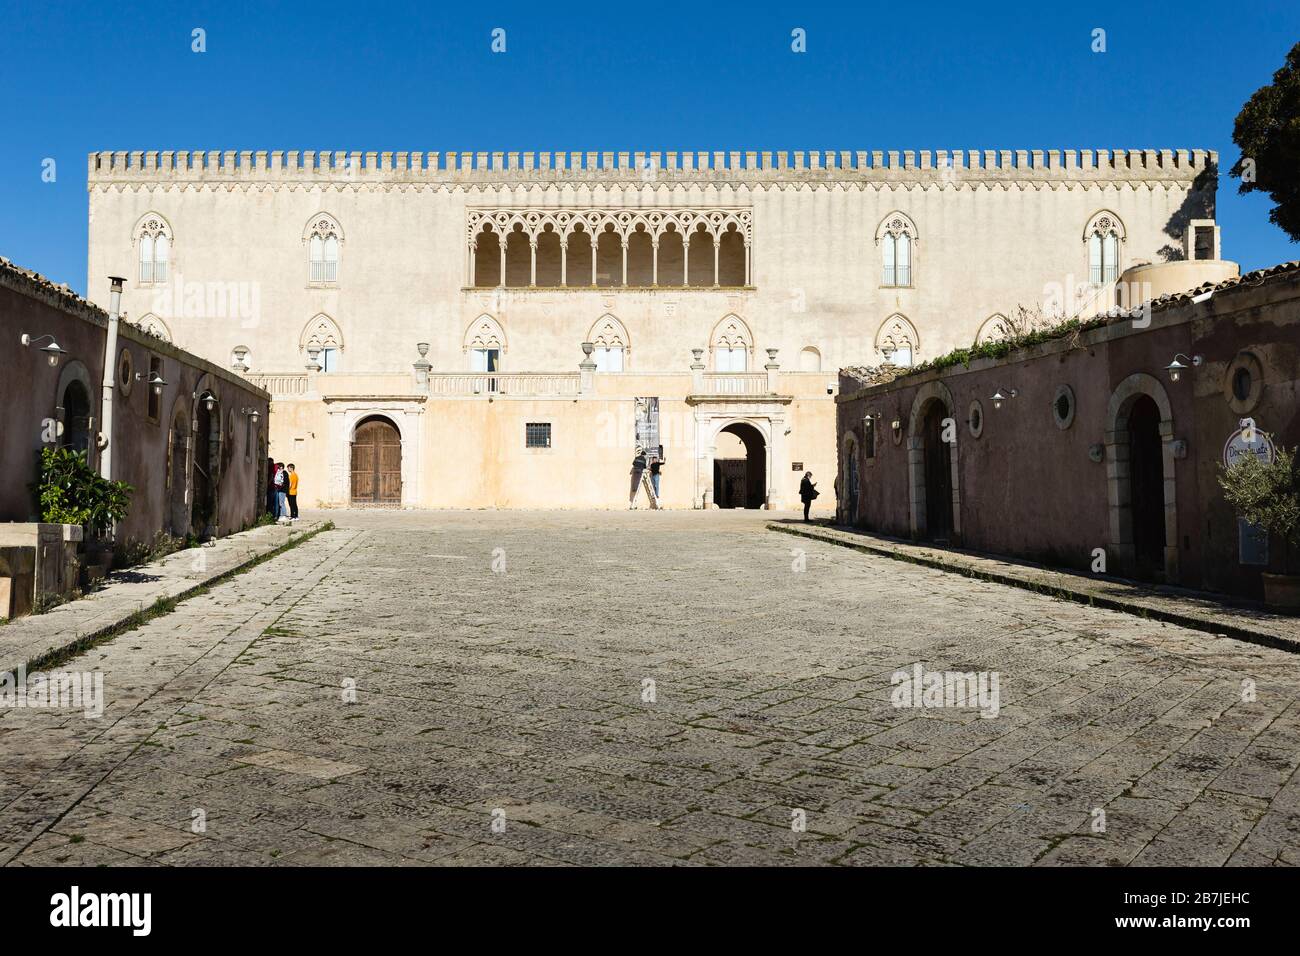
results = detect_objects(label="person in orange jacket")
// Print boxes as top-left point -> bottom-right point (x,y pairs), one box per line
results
286,464 -> 300,521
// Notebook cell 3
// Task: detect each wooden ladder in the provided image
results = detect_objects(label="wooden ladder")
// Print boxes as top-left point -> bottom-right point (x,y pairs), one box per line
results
641,471 -> 661,509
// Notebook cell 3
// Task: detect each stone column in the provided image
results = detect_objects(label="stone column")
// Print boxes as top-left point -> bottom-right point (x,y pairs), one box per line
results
498,241 -> 506,288
621,238 -> 628,287
591,244 -> 597,286
413,342 -> 431,389
560,237 -> 567,287
713,237 -> 720,287
690,348 -> 705,395
468,241 -> 476,287
306,347 -> 322,393
683,239 -> 690,287
579,342 -> 595,395
652,237 -> 659,286
530,238 -> 537,287
744,241 -> 751,286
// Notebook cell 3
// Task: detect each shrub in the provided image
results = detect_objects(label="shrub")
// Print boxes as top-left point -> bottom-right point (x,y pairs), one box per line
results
32,447 -> 133,539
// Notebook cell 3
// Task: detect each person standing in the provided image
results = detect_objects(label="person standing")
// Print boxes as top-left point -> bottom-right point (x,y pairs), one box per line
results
649,455 -> 664,501
266,457 -> 277,516
629,447 -> 648,509
799,471 -> 818,522
273,462 -> 289,523
286,464 -> 300,521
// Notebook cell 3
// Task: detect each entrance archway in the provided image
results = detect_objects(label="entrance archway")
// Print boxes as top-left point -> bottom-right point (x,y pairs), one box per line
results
1128,395 -> 1166,577
1106,373 -> 1177,582
1106,374 -> 1177,581
167,403 -> 191,536
191,397 -> 217,536
921,401 -> 954,541
842,435 -> 860,524
713,422 -> 766,509
351,416 -> 402,506
60,380 -> 92,455
906,381 -> 960,543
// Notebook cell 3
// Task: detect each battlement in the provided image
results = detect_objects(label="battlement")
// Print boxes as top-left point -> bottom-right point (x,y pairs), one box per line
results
87,148 -> 1217,185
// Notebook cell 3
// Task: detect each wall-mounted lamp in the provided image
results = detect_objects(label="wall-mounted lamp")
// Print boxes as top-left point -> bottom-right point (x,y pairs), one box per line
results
197,390 -> 217,412
136,370 -> 167,395
20,333 -> 66,367
991,387 -> 1019,410
241,406 -> 261,424
1165,353 -> 1202,383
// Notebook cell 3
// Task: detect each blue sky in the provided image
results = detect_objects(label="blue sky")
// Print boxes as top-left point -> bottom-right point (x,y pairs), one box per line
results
1,0 -> 1297,295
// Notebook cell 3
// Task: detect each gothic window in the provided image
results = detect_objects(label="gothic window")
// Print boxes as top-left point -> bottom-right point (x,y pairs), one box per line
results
711,314 -> 753,372
304,214 -> 343,284
136,214 -> 172,284
589,315 -> 629,372
877,212 -> 916,287
465,315 -> 506,375
131,313 -> 172,342
876,314 -> 918,367
974,314 -> 1012,346
1085,211 -> 1125,285
300,313 -> 344,372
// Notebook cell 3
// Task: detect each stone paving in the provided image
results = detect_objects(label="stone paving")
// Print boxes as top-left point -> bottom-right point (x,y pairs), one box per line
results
774,521 -> 1300,652
2,509 -> 1299,867
0,519 -> 328,675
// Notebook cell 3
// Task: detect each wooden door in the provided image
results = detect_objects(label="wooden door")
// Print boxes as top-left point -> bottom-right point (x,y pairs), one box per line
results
351,418 -> 402,505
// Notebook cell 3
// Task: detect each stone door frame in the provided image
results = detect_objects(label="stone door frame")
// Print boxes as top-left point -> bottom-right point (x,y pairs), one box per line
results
1105,372 -> 1178,581
906,380 -> 961,543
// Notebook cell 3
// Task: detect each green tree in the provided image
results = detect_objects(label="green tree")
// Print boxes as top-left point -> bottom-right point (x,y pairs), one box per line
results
1218,446 -> 1300,572
1232,41 -> 1300,242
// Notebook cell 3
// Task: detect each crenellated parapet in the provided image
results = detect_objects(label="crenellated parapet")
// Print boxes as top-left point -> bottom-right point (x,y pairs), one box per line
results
87,148 -> 1217,191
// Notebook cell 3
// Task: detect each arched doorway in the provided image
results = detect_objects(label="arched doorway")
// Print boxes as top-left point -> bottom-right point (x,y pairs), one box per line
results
920,401 -> 954,542
1127,395 -> 1167,578
351,416 -> 402,506
167,405 -> 191,536
60,380 -> 92,456
191,398 -> 217,536
714,422 -> 766,509
1106,373 -> 1177,583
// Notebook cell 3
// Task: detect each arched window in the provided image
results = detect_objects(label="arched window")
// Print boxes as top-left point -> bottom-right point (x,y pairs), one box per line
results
136,214 -> 172,284
1085,211 -> 1125,285
974,314 -> 1012,346
799,347 -> 822,372
589,315 -> 629,372
876,314 -> 919,367
877,213 -> 917,288
711,315 -> 753,372
305,214 -> 343,284
465,315 -> 506,372
131,313 -> 172,343
301,314 -> 344,372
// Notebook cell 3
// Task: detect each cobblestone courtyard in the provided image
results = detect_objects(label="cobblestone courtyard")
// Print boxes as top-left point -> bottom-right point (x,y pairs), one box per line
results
3,510 -> 1299,866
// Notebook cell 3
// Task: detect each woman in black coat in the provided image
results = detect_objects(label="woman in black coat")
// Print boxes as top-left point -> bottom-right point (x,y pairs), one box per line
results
799,471 -> 818,522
